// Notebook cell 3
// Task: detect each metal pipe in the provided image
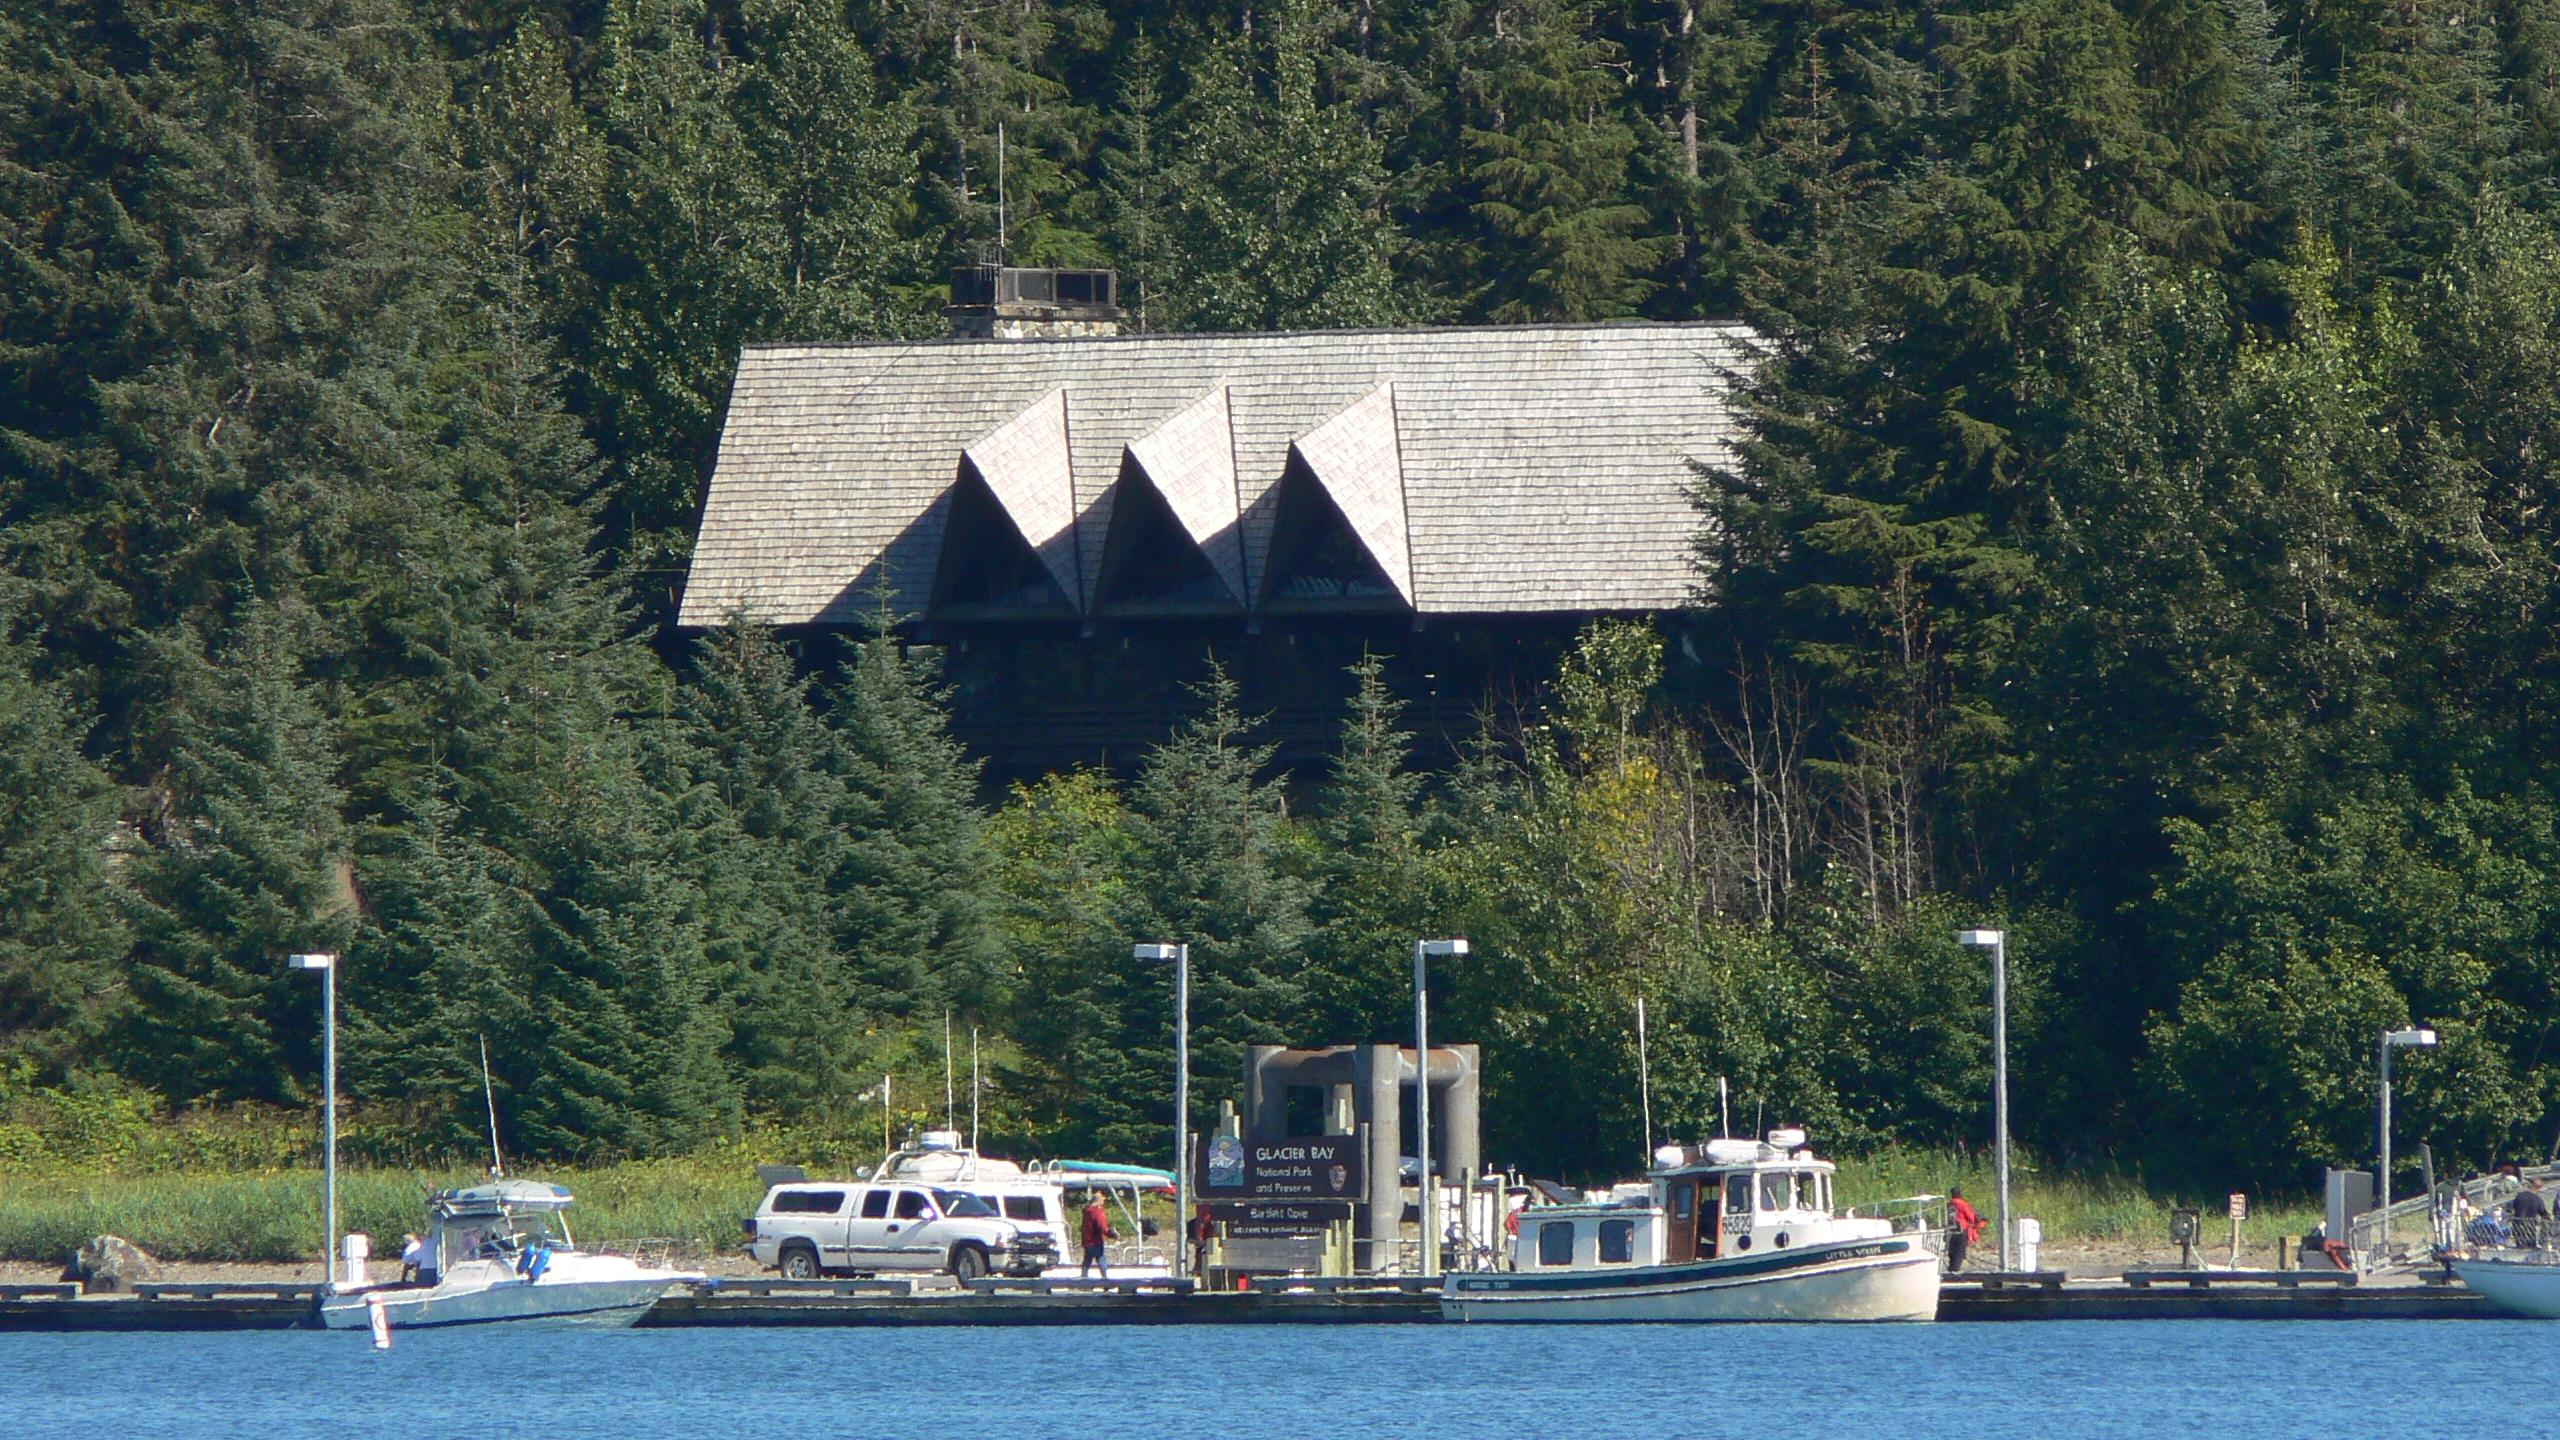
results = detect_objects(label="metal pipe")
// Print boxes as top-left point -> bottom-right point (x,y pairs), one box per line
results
324,957 -> 337,1290
1993,933 -> 2010,1273
1414,940 -> 1432,1279
1175,943 -> 1191,1280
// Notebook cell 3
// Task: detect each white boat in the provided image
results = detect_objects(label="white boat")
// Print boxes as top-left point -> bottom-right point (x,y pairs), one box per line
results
2451,1251 -> 2560,1317
1441,1129 -> 1941,1322
318,1180 -> 702,1331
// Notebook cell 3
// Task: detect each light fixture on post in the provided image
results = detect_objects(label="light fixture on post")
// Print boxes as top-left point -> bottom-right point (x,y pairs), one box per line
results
1956,929 -> 2012,1273
1413,938 -> 1469,1279
2378,1025 -> 2438,1266
287,952 -> 339,1291
1133,943 -> 1191,1278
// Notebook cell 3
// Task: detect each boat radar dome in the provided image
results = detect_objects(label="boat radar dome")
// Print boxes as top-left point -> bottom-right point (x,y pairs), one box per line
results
919,1129 -> 964,1152
1766,1127 -> 1808,1152
1653,1145 -> 1690,1170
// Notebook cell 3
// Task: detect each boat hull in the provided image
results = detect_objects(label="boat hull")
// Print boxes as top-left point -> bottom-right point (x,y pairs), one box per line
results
2451,1254 -> 2560,1318
1442,1237 -> 1940,1323
317,1269 -> 694,1330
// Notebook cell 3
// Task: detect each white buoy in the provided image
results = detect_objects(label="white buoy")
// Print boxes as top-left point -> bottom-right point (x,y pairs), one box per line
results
367,1294 -> 392,1350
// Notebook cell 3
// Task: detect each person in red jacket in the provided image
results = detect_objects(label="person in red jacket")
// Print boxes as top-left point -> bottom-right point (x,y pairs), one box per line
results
1947,1186 -> 1986,1273
1078,1193 -> 1116,1278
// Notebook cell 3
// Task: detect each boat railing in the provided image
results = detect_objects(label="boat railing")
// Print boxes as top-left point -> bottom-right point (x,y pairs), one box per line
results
1849,1193 -> 1948,1236
2348,1164 -> 2560,1271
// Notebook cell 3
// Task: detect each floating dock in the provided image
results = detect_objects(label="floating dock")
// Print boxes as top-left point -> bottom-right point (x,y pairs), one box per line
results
0,1272 -> 2495,1332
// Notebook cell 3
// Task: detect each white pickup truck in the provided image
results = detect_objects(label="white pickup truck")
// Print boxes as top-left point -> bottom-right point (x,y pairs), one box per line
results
743,1180 -> 1058,1281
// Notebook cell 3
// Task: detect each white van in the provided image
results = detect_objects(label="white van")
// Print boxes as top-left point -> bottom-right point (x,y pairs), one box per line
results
744,1181 -> 1057,1280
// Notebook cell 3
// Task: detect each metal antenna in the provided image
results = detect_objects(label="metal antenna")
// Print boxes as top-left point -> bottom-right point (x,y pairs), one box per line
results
971,1027 -> 982,1152
996,123 -> 1008,264
1719,1077 -> 1731,1140
479,1035 -> 506,1179
1635,994 -> 1654,1165
944,1009 -> 956,1131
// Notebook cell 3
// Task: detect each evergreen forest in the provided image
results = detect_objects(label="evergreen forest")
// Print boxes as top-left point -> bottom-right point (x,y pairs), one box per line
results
8,0 -> 2560,1195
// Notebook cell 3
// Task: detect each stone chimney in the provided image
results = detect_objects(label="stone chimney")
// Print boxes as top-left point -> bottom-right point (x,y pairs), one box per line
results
946,265 -> 1124,340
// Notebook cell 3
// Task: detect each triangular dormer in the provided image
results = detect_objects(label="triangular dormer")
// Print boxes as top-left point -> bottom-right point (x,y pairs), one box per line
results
1258,383 -> 1413,611
930,460 -> 1078,614
1095,387 -> 1248,613
1094,457 -> 1244,612
931,389 -> 1083,617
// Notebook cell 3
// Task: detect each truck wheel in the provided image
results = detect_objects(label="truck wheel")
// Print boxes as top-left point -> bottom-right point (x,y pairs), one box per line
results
779,1244 -> 822,1281
949,1245 -> 988,1282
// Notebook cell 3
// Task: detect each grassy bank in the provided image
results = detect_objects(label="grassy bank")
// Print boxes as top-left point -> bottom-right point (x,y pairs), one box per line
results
1836,1145 -> 2322,1249
0,1143 -> 2321,1265
0,1159 -> 764,1264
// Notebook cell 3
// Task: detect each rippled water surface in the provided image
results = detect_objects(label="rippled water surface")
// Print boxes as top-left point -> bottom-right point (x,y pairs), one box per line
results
0,1320 -> 2538,1438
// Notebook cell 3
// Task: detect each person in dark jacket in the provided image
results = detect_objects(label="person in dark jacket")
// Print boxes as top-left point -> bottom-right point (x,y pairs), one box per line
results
2512,1176 -> 2551,1248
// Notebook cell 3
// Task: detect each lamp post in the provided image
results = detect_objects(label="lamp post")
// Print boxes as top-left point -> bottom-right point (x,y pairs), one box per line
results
1956,929 -> 2012,1273
1134,943 -> 1190,1277
2378,1025 -> 2438,1264
1413,938 -> 1469,1278
288,952 -> 339,1290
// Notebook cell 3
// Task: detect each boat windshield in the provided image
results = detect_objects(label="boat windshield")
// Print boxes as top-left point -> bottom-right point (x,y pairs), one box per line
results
934,1189 -> 1000,1219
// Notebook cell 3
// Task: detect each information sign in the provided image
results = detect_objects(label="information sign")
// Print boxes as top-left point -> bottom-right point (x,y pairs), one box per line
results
1198,1135 -> 1364,1199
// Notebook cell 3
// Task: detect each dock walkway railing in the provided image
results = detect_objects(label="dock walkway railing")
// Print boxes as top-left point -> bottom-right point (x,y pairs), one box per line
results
2349,1163 -> 2560,1273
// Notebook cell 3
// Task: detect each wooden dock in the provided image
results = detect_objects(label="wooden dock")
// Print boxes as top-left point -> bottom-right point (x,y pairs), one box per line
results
0,1273 -> 2497,1331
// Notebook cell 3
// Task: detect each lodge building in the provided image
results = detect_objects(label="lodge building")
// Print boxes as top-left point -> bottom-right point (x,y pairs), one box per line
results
678,268 -> 1750,783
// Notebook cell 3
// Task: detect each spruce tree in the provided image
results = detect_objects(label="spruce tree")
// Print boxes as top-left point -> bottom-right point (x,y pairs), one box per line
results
116,602 -> 356,1105
1108,665 -> 1312,1157
828,624 -> 1006,1022
1451,0 -> 1667,319
0,630 -> 128,1071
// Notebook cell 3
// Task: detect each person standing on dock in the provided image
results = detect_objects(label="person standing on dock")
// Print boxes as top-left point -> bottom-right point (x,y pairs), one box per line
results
1947,1188 -> 1985,1273
1079,1193 -> 1115,1278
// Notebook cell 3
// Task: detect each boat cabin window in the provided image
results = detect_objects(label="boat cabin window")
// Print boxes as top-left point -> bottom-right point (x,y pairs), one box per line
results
1598,1219 -> 1636,1264
1802,1173 -> 1829,1212
1761,1173 -> 1794,1213
1671,1186 -> 1694,1222
1538,1221 -> 1576,1267
1727,1174 -> 1753,1214
894,1190 -> 933,1220
1003,1196 -> 1047,1222
860,1190 -> 892,1219
935,1189 -> 997,1219
773,1189 -> 848,1215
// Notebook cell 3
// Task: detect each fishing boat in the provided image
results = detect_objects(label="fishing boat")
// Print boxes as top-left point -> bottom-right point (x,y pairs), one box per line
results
317,1180 -> 702,1331
1441,1128 -> 1941,1322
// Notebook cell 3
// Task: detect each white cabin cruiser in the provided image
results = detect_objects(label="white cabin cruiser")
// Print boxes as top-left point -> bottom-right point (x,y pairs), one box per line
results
1442,1129 -> 1941,1322
318,1180 -> 701,1330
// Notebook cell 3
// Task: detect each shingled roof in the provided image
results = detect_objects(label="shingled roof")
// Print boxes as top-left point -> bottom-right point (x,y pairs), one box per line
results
678,321 -> 1752,628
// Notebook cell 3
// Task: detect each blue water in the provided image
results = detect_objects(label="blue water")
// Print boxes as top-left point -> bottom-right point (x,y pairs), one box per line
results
0,1322 -> 2542,1437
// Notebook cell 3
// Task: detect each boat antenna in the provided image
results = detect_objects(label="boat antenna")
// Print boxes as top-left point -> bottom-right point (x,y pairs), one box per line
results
1754,1098 -> 1764,1141
479,1034 -> 506,1180
1635,994 -> 1654,1165
970,1025 -> 982,1152
881,1073 -> 893,1158
1719,1076 -> 1731,1140
944,1008 -> 956,1132
996,122 -> 1008,264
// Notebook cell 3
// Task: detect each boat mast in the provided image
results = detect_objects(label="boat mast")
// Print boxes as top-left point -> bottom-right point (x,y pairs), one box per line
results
944,1009 -> 956,1133
480,1034 -> 506,1179
1636,994 -> 1654,1165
